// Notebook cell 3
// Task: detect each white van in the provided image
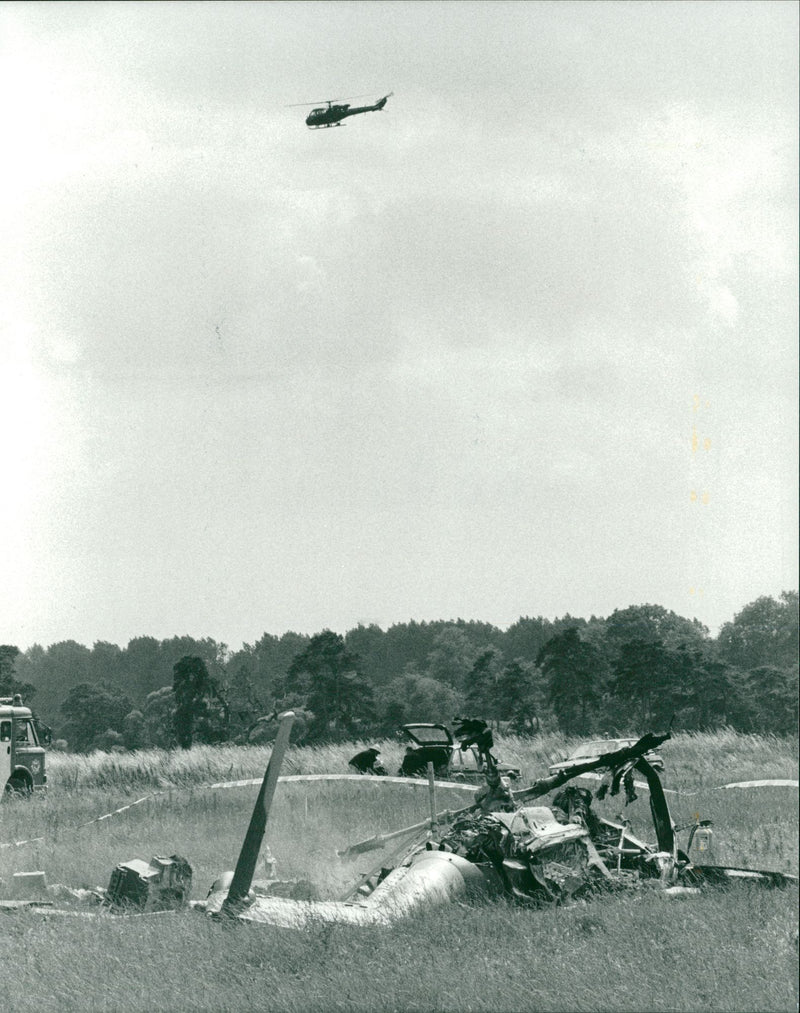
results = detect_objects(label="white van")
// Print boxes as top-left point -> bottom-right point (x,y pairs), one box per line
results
0,700 -> 47,795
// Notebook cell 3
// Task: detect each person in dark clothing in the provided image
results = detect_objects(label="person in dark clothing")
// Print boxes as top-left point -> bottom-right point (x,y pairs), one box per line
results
349,746 -> 387,776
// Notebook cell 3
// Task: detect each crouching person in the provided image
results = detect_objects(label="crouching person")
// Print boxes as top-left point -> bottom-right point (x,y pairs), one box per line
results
349,746 -> 388,776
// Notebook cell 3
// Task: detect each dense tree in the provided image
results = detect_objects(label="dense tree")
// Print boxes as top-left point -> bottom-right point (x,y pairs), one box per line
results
425,626 -> 479,689
88,641 -> 125,688
122,637 -> 227,704
463,648 -> 505,724
538,628 -> 606,735
245,707 -> 314,745
716,592 -> 799,671
678,654 -> 744,730
60,682 -> 132,752
13,644 -> 45,695
345,624 -> 393,687
92,729 -> 125,752
502,617 -> 555,666
423,646 -> 545,734
496,659 -> 545,733
379,671 -> 462,733
0,644 -> 36,702
121,637 -> 165,699
349,620 -> 503,692
142,686 -> 176,748
377,621 -> 455,683
611,639 -> 681,728
22,641 -> 93,722
0,645 -> 19,682
228,631 -> 311,703
222,662 -> 264,741
121,709 -> 146,750
285,630 -> 373,741
740,664 -> 800,734
163,636 -> 227,670
604,604 -> 709,658
172,655 -> 228,748
8,591 -> 798,747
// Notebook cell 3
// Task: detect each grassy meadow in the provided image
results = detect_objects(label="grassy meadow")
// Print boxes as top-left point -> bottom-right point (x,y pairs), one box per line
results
0,730 -> 797,1012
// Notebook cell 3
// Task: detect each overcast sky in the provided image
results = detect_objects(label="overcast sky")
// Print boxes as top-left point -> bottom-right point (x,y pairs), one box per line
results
1,1 -> 797,653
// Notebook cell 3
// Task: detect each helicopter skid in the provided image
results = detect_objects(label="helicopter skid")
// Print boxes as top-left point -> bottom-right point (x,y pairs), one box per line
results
308,123 -> 344,129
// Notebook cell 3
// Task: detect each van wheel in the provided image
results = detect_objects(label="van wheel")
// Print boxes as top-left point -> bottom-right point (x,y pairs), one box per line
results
4,775 -> 32,797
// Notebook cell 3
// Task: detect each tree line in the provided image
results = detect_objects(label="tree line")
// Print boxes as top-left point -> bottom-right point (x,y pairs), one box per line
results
1,592 -> 796,752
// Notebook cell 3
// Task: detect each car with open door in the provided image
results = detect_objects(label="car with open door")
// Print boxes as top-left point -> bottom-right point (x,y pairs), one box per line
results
399,723 -> 521,782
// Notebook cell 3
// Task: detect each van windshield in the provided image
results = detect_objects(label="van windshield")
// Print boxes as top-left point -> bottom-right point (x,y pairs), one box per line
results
14,720 -> 37,745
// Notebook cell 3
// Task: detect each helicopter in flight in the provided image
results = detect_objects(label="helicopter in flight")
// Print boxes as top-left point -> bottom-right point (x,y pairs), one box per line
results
290,92 -> 393,129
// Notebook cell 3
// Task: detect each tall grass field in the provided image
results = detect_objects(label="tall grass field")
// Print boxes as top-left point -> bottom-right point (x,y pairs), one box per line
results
0,731 -> 797,1012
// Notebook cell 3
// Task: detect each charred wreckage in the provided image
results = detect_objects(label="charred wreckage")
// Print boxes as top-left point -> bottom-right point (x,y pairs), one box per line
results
196,714 -> 795,928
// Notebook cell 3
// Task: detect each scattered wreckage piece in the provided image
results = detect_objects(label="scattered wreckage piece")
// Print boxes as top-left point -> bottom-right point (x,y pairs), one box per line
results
0,859 -> 192,915
105,855 -> 193,912
0,870 -> 53,910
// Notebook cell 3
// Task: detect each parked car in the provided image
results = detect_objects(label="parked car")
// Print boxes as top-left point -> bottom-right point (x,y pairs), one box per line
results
398,723 -> 521,782
549,737 -> 665,775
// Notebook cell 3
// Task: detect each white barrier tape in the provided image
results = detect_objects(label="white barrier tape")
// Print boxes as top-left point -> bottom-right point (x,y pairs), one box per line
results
575,773 -> 799,795
713,779 -> 798,790
0,836 -> 45,849
665,778 -> 799,797
80,793 -> 167,826
0,774 -> 478,849
207,774 -> 480,791
283,774 -> 479,789
3,773 -> 793,851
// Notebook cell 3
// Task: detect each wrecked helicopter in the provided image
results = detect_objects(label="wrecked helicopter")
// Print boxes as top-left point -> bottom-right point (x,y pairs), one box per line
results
198,714 -> 797,929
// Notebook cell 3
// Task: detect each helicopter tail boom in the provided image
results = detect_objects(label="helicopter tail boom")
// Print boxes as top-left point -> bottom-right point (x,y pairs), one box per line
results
341,93 -> 393,118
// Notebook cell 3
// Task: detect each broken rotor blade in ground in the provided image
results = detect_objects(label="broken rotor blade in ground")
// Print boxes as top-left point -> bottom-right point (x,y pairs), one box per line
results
219,711 -> 295,915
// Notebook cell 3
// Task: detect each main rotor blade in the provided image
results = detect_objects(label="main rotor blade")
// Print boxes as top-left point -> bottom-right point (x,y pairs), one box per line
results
285,99 -> 342,107
285,92 -> 384,107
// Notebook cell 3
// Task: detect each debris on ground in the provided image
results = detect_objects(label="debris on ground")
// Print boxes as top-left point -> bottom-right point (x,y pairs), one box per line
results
105,855 -> 193,912
200,714 -> 797,928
